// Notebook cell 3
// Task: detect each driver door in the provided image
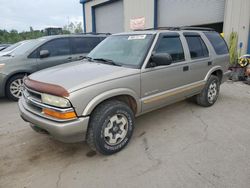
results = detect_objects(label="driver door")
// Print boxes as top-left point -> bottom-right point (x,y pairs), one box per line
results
141,33 -> 191,112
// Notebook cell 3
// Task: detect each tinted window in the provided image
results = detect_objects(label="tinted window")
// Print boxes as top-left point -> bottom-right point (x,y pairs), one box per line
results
40,38 -> 70,57
28,49 -> 38,58
71,37 -> 101,54
185,36 -> 209,59
155,36 -> 185,62
204,32 -> 228,55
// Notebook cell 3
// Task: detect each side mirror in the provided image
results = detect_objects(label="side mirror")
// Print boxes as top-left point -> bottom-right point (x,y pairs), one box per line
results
149,53 -> 172,67
39,50 -> 50,58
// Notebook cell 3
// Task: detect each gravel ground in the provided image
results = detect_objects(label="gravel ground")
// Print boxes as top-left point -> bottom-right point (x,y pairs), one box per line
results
0,81 -> 250,188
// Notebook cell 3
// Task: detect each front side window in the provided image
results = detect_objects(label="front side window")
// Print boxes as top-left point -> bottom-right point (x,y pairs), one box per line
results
71,37 -> 102,54
40,38 -> 70,57
88,34 -> 155,68
155,36 -> 185,62
185,35 -> 209,59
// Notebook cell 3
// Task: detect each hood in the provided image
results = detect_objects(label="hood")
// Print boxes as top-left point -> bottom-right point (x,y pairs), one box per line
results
29,61 -> 140,93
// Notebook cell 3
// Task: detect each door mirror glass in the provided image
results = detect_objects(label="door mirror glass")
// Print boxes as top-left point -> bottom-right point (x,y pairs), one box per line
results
150,53 -> 172,67
39,50 -> 50,58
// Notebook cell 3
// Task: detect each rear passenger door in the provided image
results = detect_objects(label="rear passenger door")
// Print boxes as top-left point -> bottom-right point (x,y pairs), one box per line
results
37,38 -> 72,70
70,37 -> 104,61
183,32 -> 211,83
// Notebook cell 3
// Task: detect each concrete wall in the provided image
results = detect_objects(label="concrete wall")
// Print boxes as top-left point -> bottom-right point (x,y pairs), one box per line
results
223,0 -> 250,54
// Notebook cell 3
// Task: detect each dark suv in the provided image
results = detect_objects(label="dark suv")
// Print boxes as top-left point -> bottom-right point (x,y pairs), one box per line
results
0,34 -> 107,100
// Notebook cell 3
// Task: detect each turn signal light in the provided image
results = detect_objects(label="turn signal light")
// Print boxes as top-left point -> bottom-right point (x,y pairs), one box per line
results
42,108 -> 77,120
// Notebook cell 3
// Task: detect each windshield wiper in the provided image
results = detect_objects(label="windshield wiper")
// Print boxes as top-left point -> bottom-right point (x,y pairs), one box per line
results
2,54 -> 13,57
93,58 -> 121,66
83,56 -> 94,62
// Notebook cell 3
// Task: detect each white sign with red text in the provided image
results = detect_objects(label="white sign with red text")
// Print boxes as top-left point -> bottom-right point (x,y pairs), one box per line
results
130,17 -> 145,30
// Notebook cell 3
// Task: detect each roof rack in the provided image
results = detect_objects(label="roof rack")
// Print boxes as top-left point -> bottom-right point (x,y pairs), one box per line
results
179,27 -> 215,31
83,32 -> 111,35
136,26 -> 215,31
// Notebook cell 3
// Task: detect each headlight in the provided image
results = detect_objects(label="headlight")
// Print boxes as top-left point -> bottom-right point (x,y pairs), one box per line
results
0,64 -> 5,69
41,93 -> 71,108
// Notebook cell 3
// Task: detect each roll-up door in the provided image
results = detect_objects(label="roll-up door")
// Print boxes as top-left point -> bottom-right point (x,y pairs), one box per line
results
157,0 -> 225,27
94,0 -> 124,33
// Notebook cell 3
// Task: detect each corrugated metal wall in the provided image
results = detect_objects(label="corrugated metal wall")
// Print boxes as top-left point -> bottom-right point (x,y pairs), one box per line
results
223,0 -> 250,54
157,0 -> 225,27
124,0 -> 155,31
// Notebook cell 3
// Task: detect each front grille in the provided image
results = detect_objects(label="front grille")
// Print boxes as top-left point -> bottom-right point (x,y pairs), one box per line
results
23,86 -> 43,114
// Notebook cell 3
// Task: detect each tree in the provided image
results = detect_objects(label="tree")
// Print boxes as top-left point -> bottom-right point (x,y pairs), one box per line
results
63,21 -> 83,34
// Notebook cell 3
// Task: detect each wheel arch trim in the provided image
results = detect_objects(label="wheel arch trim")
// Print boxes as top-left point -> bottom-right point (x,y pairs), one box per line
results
204,66 -> 223,81
82,88 -> 141,116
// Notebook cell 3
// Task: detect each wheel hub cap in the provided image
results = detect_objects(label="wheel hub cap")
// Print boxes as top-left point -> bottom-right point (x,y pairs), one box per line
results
10,78 -> 24,98
104,114 -> 128,145
208,82 -> 217,103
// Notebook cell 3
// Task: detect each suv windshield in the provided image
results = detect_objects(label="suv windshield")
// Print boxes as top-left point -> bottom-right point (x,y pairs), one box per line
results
87,34 -> 155,68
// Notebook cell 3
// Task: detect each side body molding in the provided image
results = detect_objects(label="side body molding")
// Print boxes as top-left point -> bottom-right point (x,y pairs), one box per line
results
82,88 -> 141,116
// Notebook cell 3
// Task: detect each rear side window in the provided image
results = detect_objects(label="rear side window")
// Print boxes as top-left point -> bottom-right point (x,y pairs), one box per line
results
155,36 -> 185,62
71,37 -> 102,54
40,38 -> 70,57
185,35 -> 209,59
204,32 -> 228,55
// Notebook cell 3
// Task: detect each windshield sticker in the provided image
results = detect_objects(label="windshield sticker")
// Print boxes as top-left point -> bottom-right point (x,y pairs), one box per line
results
128,35 -> 146,40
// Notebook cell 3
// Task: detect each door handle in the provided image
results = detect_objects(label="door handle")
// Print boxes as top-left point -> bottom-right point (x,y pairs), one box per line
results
67,57 -> 72,61
208,61 -> 212,66
183,66 -> 189,72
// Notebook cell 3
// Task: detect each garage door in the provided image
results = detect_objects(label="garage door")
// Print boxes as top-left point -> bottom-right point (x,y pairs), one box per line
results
94,0 -> 124,33
157,0 -> 225,27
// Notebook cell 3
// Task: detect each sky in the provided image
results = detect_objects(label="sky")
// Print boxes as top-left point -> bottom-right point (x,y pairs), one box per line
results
0,0 -> 83,32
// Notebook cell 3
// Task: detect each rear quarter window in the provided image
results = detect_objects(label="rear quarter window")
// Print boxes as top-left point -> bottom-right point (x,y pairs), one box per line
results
204,32 -> 229,55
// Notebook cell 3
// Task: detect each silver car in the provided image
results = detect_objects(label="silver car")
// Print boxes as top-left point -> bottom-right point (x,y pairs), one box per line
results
19,27 -> 231,155
0,34 -> 106,100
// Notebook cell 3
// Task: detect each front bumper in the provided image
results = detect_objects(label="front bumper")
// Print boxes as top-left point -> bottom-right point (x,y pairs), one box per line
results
18,97 -> 89,143
222,70 -> 232,83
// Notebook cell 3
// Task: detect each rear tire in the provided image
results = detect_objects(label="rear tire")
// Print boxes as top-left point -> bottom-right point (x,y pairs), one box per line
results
196,75 -> 220,107
6,74 -> 25,101
86,100 -> 135,155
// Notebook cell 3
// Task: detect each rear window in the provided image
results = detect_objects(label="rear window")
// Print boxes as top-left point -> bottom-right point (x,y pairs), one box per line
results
204,32 -> 228,55
71,37 -> 102,54
185,35 -> 209,59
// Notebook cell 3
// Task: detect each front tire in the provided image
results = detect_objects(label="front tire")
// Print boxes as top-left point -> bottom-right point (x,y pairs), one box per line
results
196,75 -> 220,107
6,74 -> 25,101
86,100 -> 135,155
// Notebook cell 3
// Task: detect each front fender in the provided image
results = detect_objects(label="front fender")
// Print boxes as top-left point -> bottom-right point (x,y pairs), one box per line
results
82,88 -> 141,116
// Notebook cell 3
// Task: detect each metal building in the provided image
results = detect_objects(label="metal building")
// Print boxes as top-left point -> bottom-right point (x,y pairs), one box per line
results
80,0 -> 250,54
